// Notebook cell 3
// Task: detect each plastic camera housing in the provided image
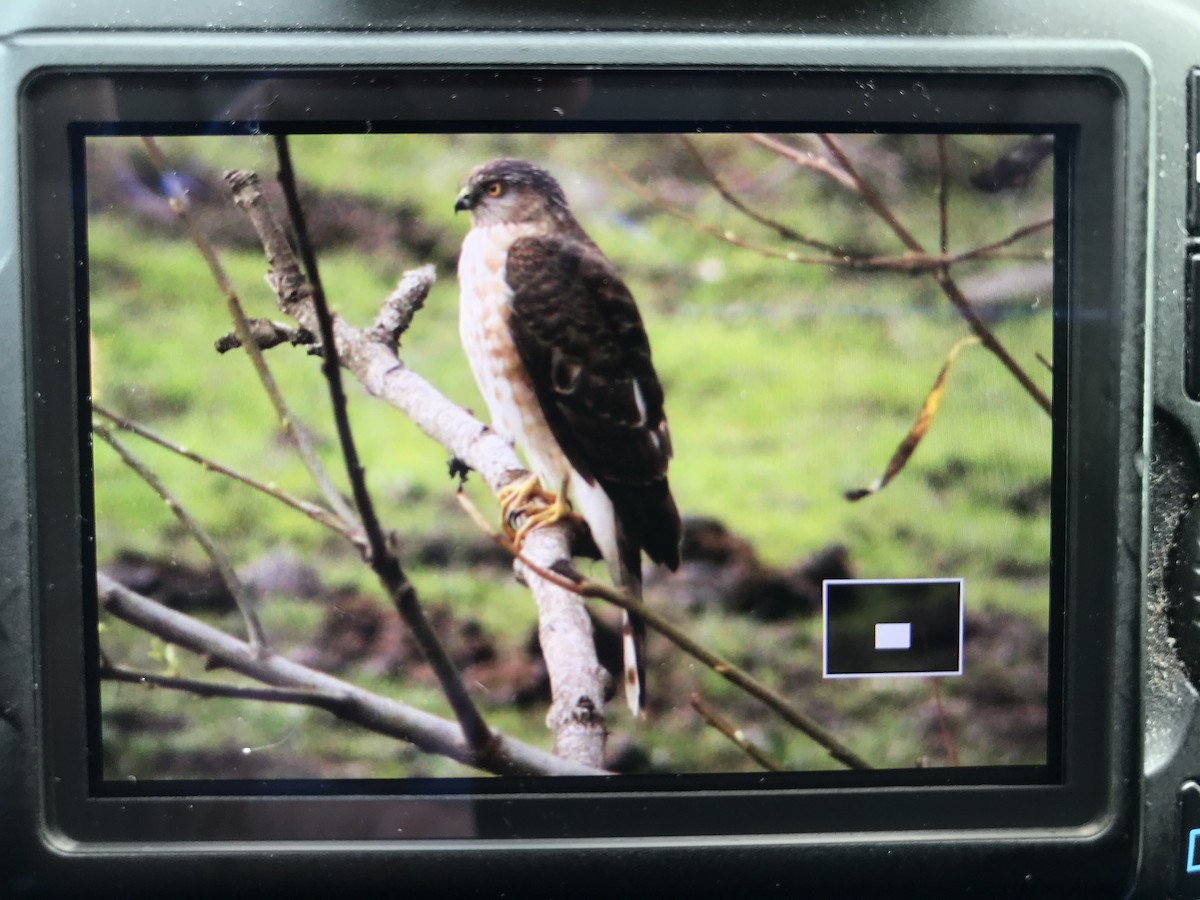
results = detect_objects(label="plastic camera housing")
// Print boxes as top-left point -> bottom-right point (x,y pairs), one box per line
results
4,1 -> 1200,898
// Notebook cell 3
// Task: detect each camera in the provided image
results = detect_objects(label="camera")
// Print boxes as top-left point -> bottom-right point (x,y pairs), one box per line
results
2,1 -> 1197,897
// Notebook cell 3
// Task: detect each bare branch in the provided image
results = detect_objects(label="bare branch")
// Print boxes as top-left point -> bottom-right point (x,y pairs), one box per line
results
140,136 -> 361,528
93,422 -> 268,653
819,134 -> 1052,416
215,318 -> 315,353
272,135 -> 495,761
955,217 -> 1053,263
100,663 -> 352,713
747,132 -> 860,192
453,490 -> 870,771
611,164 -> 1049,276
371,265 -> 437,344
452,492 -> 607,765
690,693 -> 785,772
818,134 -> 925,253
93,403 -> 357,544
610,164 -> 854,267
681,136 -> 862,257
937,135 -> 950,258
225,165 -> 608,768
929,678 -> 960,766
97,574 -> 605,777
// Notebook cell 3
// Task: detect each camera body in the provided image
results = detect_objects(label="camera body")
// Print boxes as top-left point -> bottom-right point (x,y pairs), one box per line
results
2,0 -> 1198,897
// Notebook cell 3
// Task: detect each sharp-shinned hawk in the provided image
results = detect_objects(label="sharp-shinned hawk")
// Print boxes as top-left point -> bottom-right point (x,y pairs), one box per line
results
454,158 -> 681,716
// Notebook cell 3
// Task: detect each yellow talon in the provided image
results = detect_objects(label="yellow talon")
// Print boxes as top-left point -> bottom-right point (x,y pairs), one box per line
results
497,473 -> 554,527
511,490 -> 574,547
498,474 -> 575,550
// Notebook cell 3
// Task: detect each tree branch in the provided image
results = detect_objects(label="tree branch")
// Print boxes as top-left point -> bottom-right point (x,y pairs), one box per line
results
371,265 -> 436,344
224,164 -> 608,768
818,134 -> 1052,416
690,693 -> 785,772
97,573 -> 605,777
93,422 -> 269,653
747,132 -> 861,192
611,164 -> 1049,275
140,136 -> 361,528
100,663 -> 353,713
681,135 -> 862,258
453,490 -> 871,771
93,402 -> 356,544
214,318 -> 316,353
271,134 -> 495,762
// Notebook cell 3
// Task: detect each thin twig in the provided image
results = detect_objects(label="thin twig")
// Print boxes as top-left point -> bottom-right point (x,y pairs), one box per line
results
819,134 -> 1052,416
681,136 -> 862,257
954,218 -> 1053,263
215,318 -> 316,353
453,490 -> 871,770
93,422 -> 268,652
690,693 -> 785,772
100,663 -> 352,713
612,165 -> 1049,275
93,403 -> 357,544
747,132 -> 861,192
929,678 -> 960,766
97,574 -> 604,776
140,136 -> 361,528
272,135 -> 495,761
611,164 -> 847,264
937,135 -> 950,258
818,134 -> 925,252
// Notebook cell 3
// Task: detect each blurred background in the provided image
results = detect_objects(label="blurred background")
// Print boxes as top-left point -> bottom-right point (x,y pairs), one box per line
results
86,131 -> 1054,780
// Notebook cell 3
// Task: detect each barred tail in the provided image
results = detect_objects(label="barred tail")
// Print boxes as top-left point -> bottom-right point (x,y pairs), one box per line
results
571,472 -> 662,718
622,604 -> 647,717
619,560 -> 646,717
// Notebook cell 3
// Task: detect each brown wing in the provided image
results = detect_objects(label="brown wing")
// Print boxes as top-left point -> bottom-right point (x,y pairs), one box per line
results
505,234 -> 680,570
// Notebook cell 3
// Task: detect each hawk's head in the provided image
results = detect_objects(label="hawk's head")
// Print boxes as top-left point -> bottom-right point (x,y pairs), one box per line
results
454,158 -> 570,227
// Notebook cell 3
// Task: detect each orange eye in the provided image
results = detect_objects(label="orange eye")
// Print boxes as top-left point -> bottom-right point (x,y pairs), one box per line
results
486,181 -> 505,197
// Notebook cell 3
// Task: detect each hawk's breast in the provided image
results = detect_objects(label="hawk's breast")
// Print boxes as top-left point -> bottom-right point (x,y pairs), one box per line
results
458,223 -> 571,487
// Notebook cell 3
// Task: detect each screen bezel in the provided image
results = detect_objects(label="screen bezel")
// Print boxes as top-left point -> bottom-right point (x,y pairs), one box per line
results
22,60 -> 1138,856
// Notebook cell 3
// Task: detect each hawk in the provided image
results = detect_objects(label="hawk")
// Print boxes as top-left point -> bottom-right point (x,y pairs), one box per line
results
454,158 -> 681,716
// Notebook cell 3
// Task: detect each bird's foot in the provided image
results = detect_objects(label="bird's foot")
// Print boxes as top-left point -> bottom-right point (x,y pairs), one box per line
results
498,474 -> 578,550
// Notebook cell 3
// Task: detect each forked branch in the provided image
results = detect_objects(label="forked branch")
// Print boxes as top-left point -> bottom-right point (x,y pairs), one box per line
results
97,574 -> 604,777
223,164 -> 609,768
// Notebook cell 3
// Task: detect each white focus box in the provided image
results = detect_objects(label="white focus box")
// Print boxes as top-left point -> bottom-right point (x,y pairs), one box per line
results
874,622 -> 912,651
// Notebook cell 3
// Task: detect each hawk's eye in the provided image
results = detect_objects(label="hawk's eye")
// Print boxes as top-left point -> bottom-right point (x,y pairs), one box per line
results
486,181 -> 505,198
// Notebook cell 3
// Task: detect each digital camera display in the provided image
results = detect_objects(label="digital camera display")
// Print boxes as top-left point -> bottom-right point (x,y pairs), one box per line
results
83,125 -> 1057,789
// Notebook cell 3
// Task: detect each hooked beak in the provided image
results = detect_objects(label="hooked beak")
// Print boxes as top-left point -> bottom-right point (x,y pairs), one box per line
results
454,189 -> 474,213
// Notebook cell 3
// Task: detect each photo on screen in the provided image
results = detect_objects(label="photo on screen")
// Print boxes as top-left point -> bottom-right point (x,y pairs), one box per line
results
83,130 -> 1055,787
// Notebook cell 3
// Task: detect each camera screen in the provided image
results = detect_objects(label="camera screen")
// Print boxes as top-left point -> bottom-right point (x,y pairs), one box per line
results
84,127 -> 1056,789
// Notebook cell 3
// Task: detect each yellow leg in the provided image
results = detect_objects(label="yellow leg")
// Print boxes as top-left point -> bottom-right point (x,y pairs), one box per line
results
497,474 -> 576,550
497,473 -> 555,530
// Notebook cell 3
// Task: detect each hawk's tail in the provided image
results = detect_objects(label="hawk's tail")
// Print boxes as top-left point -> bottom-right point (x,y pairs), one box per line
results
618,552 -> 646,717
621,597 -> 647,718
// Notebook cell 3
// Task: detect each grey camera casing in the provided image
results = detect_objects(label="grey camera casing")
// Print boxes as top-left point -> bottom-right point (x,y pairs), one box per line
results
3,1 -> 1196,897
